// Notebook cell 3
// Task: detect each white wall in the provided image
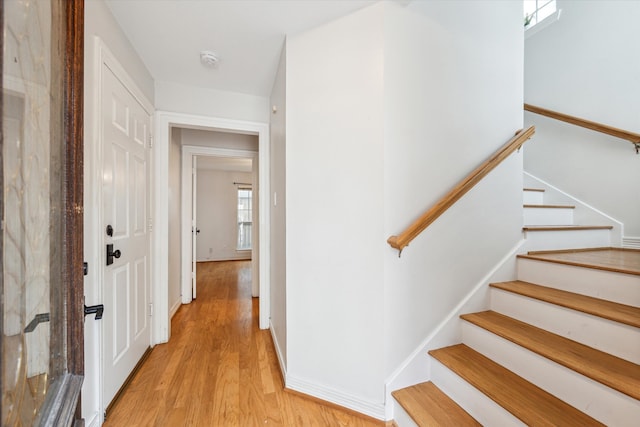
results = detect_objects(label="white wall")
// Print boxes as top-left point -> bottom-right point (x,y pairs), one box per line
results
269,46 -> 287,370
155,80 -> 270,123
286,3 -> 386,415
196,169 -> 253,261
524,0 -> 640,237
383,0 -> 524,378
168,128 -> 182,316
86,0 -> 154,103
284,0 -> 523,419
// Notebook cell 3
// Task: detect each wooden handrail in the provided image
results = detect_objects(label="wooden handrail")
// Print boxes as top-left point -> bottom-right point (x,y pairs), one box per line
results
524,103 -> 640,147
387,126 -> 535,254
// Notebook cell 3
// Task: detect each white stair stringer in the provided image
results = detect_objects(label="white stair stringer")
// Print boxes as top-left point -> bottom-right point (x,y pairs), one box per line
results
461,321 -> 640,427
392,401 -> 418,427
429,358 -> 525,427
523,227 -> 611,251
523,206 -> 574,226
517,258 -> 640,306
490,288 -> 640,364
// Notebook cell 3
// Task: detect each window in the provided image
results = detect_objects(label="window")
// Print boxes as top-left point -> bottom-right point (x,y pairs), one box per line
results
237,188 -> 252,250
524,0 -> 557,29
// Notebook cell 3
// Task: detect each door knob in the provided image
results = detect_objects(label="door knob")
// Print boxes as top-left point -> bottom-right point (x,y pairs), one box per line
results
106,243 -> 121,266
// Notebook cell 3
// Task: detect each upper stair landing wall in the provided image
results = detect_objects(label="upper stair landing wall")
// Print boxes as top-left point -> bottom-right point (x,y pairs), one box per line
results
524,0 -> 640,238
523,171 -> 622,246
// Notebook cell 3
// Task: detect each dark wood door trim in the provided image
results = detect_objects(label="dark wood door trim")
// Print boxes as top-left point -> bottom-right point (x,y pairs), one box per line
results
64,0 -> 85,378
0,0 -> 4,423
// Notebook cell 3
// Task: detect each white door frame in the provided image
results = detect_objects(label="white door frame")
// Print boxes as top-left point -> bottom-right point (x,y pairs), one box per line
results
153,112 -> 271,342
181,146 -> 258,304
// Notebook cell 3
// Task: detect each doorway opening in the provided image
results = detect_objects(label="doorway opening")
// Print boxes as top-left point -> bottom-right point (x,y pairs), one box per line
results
154,112 -> 270,344
179,139 -> 258,305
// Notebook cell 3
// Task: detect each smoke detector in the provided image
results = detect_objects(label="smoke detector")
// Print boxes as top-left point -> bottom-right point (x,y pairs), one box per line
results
200,50 -> 220,68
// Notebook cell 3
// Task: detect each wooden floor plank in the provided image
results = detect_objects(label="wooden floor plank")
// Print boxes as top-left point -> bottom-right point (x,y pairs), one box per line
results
518,247 -> 640,276
103,260 -> 387,426
461,311 -> 640,400
429,344 -> 604,427
392,381 -> 480,426
490,280 -> 640,327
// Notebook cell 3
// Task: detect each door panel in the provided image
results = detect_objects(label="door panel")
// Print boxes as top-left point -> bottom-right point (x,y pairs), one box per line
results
134,258 -> 147,337
102,64 -> 151,408
111,265 -> 130,363
133,156 -> 146,235
111,144 -> 130,238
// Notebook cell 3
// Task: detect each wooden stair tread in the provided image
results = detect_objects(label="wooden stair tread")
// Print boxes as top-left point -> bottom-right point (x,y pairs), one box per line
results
523,204 -> 575,209
429,344 -> 603,426
392,382 -> 480,426
523,225 -> 613,231
518,247 -> 640,276
490,281 -> 640,328
523,188 -> 545,192
461,311 -> 640,400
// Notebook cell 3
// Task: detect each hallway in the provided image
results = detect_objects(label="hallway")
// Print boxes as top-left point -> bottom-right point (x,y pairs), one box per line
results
104,261 -> 386,426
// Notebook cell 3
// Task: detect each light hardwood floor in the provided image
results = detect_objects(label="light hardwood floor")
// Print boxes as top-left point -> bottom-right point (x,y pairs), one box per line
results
103,260 -> 388,426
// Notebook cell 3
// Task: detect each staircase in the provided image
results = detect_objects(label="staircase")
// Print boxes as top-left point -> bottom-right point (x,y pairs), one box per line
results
392,187 -> 640,426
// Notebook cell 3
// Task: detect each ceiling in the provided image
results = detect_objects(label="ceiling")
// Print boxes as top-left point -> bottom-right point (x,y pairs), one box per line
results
105,0 -> 377,98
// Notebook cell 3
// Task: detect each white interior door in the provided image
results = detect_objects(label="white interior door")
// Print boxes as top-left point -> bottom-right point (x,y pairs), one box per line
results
101,64 -> 151,408
191,157 -> 197,299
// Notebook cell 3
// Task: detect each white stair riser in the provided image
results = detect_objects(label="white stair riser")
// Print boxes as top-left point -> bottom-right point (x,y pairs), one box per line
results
462,323 -> 640,427
523,228 -> 611,251
517,258 -> 640,306
430,358 -> 525,427
392,402 -> 419,427
490,289 -> 640,364
523,191 -> 544,205
523,208 -> 574,226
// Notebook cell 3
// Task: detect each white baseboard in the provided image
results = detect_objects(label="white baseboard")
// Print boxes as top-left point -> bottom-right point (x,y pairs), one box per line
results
270,325 -> 387,420
286,375 -> 386,421
85,412 -> 101,427
269,324 -> 287,381
623,236 -> 640,249
170,297 -> 181,318
384,238 -> 526,420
